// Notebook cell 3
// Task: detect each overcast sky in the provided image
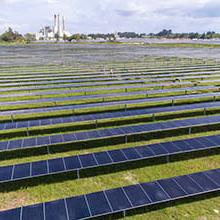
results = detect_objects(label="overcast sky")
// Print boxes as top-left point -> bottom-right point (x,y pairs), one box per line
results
1,0 -> 220,34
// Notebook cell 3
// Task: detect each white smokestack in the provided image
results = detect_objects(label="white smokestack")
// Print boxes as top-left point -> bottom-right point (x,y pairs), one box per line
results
63,16 -> 65,33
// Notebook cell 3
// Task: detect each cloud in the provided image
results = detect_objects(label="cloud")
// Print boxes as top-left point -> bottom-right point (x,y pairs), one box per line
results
1,0 -> 220,34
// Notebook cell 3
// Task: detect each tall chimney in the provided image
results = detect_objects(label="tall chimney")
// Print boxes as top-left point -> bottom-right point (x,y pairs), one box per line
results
54,14 -> 57,34
58,14 -> 60,37
62,16 -> 65,33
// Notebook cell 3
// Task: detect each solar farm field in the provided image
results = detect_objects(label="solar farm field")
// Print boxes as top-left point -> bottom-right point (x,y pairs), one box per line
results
0,44 -> 219,220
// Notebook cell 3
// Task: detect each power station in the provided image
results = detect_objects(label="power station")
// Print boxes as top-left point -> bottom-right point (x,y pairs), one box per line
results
36,14 -> 71,41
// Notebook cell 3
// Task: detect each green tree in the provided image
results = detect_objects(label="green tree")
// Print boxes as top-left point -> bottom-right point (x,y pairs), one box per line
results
24,33 -> 36,43
0,27 -> 25,42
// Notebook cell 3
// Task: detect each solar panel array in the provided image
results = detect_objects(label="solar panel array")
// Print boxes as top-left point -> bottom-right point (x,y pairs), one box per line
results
0,134 -> 219,184
1,100 -> 220,132
0,168 -> 219,220
1,114 -> 220,152
0,54 -> 220,219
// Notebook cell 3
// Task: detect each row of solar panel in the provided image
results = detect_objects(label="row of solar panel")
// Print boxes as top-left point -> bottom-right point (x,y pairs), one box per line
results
0,134 -> 219,184
1,91 -> 219,116
0,69 -> 217,83
0,81 -> 193,93
1,100 -> 220,132
0,85 -> 213,99
0,114 -> 220,152
1,64 -> 218,78
1,86 -> 217,107
2,71 -> 220,88
0,69 -> 218,85
1,168 -> 219,220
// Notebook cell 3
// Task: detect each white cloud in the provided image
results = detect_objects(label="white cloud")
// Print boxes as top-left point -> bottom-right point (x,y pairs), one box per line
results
1,0 -> 220,34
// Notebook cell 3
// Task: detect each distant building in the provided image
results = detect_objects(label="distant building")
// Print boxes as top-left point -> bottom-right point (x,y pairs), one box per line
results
36,14 -> 71,41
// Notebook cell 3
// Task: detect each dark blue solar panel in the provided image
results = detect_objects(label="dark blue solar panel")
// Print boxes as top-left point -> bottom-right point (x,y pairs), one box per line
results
0,208 -> 21,220
63,134 -> 74,142
40,119 -> 51,126
108,150 -> 127,162
22,138 -> 36,148
194,137 -> 215,148
52,118 -> 62,124
122,148 -> 141,160
13,163 -> 30,180
0,141 -> 8,151
109,128 -> 125,136
0,166 -> 13,182
79,154 -> 97,168
203,170 -> 220,186
22,204 -> 44,220
5,123 -> 16,129
48,158 -> 65,173
37,136 -> 50,146
66,195 -> 90,220
160,142 -> 181,154
86,192 -> 111,216
123,184 -> 151,207
105,188 -> 132,211
8,139 -> 22,150
50,135 -> 63,145
184,138 -> 205,150
189,173 -> 218,191
173,140 -> 192,151
17,121 -> 28,128
94,152 -> 112,165
62,117 -> 72,123
141,182 -> 170,203
97,130 -> 113,137
174,175 -> 203,194
86,130 -> 101,139
0,123 -> 6,130
29,120 -> 40,127
32,161 -> 48,176
148,143 -> 168,156
74,132 -> 89,141
158,179 -> 187,198
64,156 -> 81,171
45,199 -> 68,220
135,146 -> 155,158
209,135 -> 220,145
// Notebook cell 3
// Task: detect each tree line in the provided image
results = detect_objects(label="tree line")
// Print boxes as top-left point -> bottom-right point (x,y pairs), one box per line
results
1,27 -> 220,43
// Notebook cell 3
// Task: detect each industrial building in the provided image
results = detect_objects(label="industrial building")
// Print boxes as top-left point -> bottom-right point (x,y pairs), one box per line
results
36,14 -> 71,41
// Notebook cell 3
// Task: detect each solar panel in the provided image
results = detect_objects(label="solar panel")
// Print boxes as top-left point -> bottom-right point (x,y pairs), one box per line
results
141,182 -> 170,203
86,192 -> 111,216
105,188 -> 132,211
0,166 -> 13,182
0,134 -> 220,185
64,156 -> 81,171
45,199 -> 68,220
157,179 -> 187,198
94,152 -> 112,165
108,150 -> 127,162
13,163 -> 30,180
123,184 -> 151,207
48,158 -> 65,173
174,175 -> 203,194
66,195 -> 90,219
22,204 -> 44,220
31,161 -> 48,177
189,173 -> 218,191
79,154 -> 97,168
0,208 -> 21,220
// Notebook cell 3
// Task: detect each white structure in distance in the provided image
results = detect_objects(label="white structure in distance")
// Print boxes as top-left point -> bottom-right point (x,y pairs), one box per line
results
36,14 -> 71,41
